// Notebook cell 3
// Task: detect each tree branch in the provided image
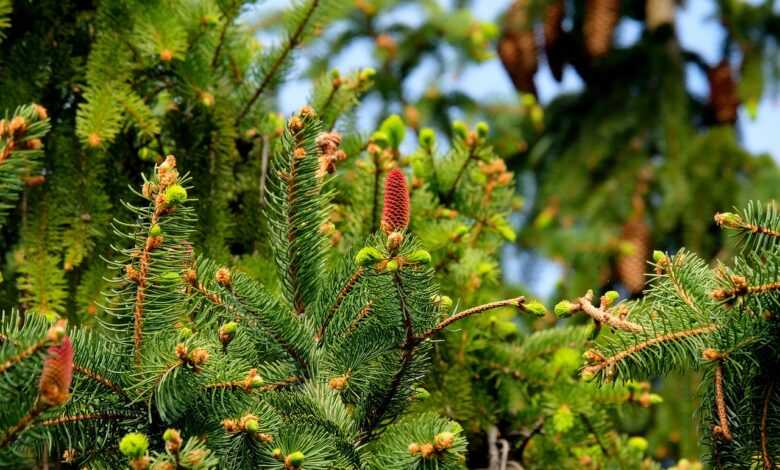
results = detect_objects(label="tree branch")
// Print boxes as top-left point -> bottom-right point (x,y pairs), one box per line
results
761,382 -> 775,470
316,268 -> 364,343
235,0 -> 320,124
577,295 -> 643,333
414,297 -> 526,342
713,362 -> 733,442
582,324 -> 718,376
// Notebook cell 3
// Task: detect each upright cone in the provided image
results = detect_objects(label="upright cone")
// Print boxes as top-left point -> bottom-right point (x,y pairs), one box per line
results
584,0 -> 620,59
381,168 -> 410,233
498,0 -> 538,94
39,337 -> 74,406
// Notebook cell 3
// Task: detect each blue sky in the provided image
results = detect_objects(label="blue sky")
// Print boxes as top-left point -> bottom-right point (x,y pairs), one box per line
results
254,0 -> 780,160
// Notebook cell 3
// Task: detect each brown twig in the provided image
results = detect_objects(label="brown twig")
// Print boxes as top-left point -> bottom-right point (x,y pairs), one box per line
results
582,324 -> 718,376
713,362 -> 733,442
316,268 -> 364,343
1,400 -> 47,448
0,338 -> 49,375
345,303 -> 373,334
761,382 -> 775,470
73,365 -> 129,400
40,412 -> 129,427
414,297 -> 526,342
517,418 -> 545,466
577,294 -> 643,333
206,375 -> 303,392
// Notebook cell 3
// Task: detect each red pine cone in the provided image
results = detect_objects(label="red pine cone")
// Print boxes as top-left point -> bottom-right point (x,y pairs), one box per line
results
584,0 -> 620,59
39,337 -> 74,406
708,61 -> 740,124
381,168 -> 410,233
498,0 -> 538,94
544,1 -> 566,82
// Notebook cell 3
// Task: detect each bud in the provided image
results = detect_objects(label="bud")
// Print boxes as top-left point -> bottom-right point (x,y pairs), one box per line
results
370,131 -> 390,149
406,250 -> 432,265
149,224 -> 162,237
285,451 -> 305,468
355,246 -> 384,266
523,301 -> 547,317
433,431 -> 455,451
554,300 -> 577,318
652,250 -> 666,263
159,49 -> 174,62
215,267 -> 231,287
159,272 -> 180,285
163,184 -> 187,205
329,375 -> 348,391
408,442 -> 420,456
413,387 -> 430,400
219,321 -> 238,345
475,121 -> 489,139
419,443 -> 435,459
385,259 -> 399,272
432,295 -> 453,310
190,347 -> 209,366
581,369 -> 596,382
714,212 -> 743,229
379,114 -> 405,149
244,418 -> 260,433
627,436 -> 648,452
163,429 -> 182,454
452,120 -> 468,140
359,67 -> 376,82
419,128 -> 436,148
603,290 -> 620,306
702,348 -> 722,361
119,433 -> 149,459
39,336 -> 74,406
381,169 -> 410,233
272,448 -> 283,460
87,132 -> 102,148
386,231 -> 404,250
46,320 -> 67,343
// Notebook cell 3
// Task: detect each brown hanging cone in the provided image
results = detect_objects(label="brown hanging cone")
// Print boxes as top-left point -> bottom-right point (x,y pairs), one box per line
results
708,61 -> 740,124
584,0 -> 621,59
498,0 -> 538,94
544,0 -> 566,82
616,217 -> 651,294
645,0 -> 676,31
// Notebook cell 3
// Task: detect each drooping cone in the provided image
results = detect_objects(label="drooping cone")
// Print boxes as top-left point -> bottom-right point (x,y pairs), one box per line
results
381,168 -> 410,233
708,61 -> 740,124
544,1 -> 566,82
645,0 -> 675,31
616,218 -> 650,294
39,337 -> 74,406
498,0 -> 538,94
584,0 -> 621,59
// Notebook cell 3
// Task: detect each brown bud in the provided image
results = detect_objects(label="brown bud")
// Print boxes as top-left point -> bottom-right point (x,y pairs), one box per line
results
33,104 -> 48,120
215,267 -> 231,287
160,49 -> 174,62
288,116 -> 303,132
8,116 -> 27,136
25,138 -> 43,150
419,443 -> 435,459
702,348 -> 722,361
408,442 -> 420,456
87,132 -> 101,148
190,348 -> 209,366
328,375 -> 348,391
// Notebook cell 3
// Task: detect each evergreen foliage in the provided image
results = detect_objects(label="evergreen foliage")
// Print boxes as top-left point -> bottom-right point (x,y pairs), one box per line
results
0,136 -> 532,468
556,202 -> 780,469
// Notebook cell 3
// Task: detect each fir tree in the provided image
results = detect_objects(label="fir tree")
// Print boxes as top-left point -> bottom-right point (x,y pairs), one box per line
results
557,202 -> 780,469
0,111 -> 537,468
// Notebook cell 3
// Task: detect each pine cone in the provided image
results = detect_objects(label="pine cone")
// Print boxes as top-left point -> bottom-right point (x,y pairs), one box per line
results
616,218 -> 650,294
584,0 -> 620,59
708,61 -> 740,124
645,0 -> 675,31
39,337 -> 74,406
498,0 -> 537,94
381,168 -> 410,233
544,1 -> 566,82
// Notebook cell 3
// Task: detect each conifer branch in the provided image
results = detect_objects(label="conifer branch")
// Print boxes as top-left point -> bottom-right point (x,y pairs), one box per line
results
582,324 -> 718,376
711,279 -> 780,301
576,295 -> 644,333
0,399 -> 47,448
0,337 -> 49,375
715,212 -> 780,239
39,411 -> 130,427
316,267 -> 364,343
370,151 -> 382,233
184,269 -> 223,306
73,364 -> 129,400
415,297 -> 526,342
713,362 -> 733,442
236,0 -> 321,124
346,302 -> 373,334
206,375 -> 303,392
444,144 -> 477,203
761,382 -> 775,470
